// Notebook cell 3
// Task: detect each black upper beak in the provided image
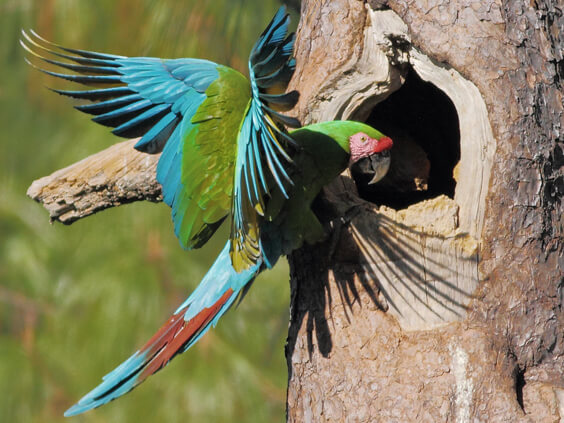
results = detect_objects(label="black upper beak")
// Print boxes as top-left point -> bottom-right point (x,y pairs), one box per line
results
351,150 -> 391,185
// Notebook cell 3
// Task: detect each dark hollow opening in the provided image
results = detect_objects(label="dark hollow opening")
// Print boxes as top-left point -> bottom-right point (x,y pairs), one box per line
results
354,68 -> 461,210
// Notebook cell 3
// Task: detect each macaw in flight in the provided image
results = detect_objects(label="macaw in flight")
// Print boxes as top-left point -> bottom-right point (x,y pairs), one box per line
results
22,6 -> 392,416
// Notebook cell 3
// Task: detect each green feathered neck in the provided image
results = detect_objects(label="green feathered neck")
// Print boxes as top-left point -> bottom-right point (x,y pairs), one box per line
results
294,120 -> 386,153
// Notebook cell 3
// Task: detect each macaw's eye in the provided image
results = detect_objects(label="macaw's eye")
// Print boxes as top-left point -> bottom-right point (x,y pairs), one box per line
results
360,136 -> 367,142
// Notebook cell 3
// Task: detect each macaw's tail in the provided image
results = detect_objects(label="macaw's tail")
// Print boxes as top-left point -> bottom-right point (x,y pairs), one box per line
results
64,242 -> 262,417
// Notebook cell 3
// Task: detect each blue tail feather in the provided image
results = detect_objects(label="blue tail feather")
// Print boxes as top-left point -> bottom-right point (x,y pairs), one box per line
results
64,242 -> 262,416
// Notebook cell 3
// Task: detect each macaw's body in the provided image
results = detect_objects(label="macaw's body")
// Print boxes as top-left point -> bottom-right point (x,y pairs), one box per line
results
63,120 -> 392,416
22,7 -> 393,416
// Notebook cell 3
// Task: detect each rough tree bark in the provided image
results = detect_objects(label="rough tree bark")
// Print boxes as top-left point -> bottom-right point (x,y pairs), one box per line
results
285,0 -> 564,422
28,1 -> 563,422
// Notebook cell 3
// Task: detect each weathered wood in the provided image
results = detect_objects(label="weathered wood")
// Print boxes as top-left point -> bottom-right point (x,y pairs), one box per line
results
27,139 -> 160,224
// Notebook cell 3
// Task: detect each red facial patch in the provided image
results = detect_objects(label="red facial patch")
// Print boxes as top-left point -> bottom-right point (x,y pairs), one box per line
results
350,132 -> 393,163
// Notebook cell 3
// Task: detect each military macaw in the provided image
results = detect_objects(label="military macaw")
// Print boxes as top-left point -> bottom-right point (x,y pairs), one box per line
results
22,7 -> 393,416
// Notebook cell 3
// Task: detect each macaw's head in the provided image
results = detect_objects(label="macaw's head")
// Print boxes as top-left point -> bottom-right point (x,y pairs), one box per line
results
349,128 -> 393,185
291,120 -> 392,185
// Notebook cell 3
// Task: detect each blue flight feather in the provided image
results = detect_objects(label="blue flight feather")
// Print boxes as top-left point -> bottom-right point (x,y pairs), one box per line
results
134,112 -> 178,153
251,129 -> 269,194
25,59 -> 122,84
243,155 -> 256,209
50,86 -> 134,100
112,103 -> 169,136
28,29 -> 126,60
74,94 -> 142,115
92,99 -> 152,124
251,6 -> 289,60
246,141 -> 263,209
156,124 -> 184,207
258,90 -> 299,107
262,137 -> 290,199
263,104 -> 301,128
22,30 -> 122,66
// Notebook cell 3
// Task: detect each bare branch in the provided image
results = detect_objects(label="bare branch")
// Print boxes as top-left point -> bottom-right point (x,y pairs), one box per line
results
27,139 -> 161,224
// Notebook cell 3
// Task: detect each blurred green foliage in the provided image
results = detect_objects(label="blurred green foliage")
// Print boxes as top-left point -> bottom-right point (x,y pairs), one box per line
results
0,1 -> 294,421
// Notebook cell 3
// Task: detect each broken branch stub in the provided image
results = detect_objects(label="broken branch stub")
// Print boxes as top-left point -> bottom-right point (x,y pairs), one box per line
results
27,139 -> 161,224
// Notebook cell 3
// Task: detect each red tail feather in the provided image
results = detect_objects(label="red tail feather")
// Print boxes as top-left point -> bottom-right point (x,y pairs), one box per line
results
138,288 -> 234,381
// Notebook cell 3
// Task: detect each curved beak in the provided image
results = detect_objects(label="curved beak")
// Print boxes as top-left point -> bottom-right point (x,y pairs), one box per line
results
367,151 -> 391,184
351,150 -> 391,185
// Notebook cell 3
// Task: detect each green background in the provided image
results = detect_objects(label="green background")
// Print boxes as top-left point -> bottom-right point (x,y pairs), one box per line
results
0,1 -> 294,421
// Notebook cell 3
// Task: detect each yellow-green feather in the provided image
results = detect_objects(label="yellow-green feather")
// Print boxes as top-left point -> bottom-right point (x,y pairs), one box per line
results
175,66 -> 252,250
262,124 -> 356,257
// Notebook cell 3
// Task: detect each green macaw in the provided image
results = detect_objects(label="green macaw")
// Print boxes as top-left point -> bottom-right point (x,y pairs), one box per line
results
22,7 -> 393,416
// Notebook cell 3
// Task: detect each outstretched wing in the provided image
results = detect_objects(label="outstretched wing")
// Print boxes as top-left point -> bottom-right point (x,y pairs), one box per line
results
21,31 -> 218,154
20,31 -> 234,249
230,6 -> 300,271
21,6 -> 299,271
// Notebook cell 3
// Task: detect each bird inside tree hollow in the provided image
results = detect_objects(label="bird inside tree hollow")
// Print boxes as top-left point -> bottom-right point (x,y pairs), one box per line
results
21,6 -> 392,416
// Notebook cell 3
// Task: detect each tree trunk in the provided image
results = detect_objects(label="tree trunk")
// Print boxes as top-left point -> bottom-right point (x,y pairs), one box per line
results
285,0 -> 563,422
28,1 -> 563,421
